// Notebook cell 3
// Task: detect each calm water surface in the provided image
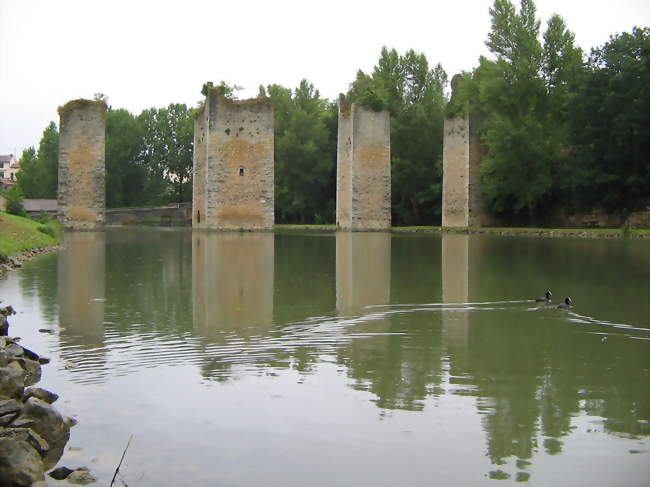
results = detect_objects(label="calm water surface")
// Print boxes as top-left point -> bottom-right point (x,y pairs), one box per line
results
1,228 -> 648,486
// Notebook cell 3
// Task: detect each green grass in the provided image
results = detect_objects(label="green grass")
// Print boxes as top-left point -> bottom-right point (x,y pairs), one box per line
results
275,224 -> 650,238
395,226 -> 650,237
0,211 -> 61,261
275,224 -> 336,231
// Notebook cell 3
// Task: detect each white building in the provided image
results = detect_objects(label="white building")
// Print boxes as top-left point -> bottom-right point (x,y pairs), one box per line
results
0,154 -> 20,182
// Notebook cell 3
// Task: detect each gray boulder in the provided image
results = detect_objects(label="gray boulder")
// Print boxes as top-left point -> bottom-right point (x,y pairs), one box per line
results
0,437 -> 45,486
11,397 -> 71,469
0,362 -> 26,399
0,398 -> 22,416
23,387 -> 59,404
67,467 -> 97,485
0,427 -> 49,455
5,342 -> 24,358
16,358 -> 42,386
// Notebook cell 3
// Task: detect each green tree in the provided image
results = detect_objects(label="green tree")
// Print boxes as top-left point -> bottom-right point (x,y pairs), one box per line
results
3,186 -> 26,216
15,147 -> 37,197
138,104 -> 194,204
17,122 -> 59,199
105,109 -> 147,208
349,47 -> 448,225
566,27 -> 650,212
459,0 -> 583,222
262,80 -> 336,223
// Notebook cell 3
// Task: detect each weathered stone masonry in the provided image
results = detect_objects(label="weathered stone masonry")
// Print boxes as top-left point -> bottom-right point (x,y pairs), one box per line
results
193,88 -> 274,230
442,75 -> 491,228
57,99 -> 106,230
336,99 -> 391,231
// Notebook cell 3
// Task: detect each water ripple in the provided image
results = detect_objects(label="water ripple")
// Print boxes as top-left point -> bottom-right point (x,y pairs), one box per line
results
54,300 -> 649,384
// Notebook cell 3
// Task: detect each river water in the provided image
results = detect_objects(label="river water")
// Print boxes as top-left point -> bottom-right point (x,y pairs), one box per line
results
0,228 -> 648,486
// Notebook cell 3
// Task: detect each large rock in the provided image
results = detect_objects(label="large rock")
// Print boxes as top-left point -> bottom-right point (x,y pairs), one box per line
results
0,362 -> 26,399
0,399 -> 22,426
23,387 -> 59,404
16,358 -> 42,387
11,397 -> 71,469
0,398 -> 22,416
0,437 -> 45,486
0,427 -> 49,455
5,342 -> 24,358
67,468 -> 97,485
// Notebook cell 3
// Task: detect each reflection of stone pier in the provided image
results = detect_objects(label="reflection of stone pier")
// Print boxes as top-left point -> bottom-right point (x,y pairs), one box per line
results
442,233 -> 470,344
192,232 -> 274,336
57,99 -> 106,229
336,99 -> 391,230
336,232 -> 391,315
57,232 -> 106,350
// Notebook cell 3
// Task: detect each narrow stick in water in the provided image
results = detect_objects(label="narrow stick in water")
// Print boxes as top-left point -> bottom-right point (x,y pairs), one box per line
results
110,434 -> 134,487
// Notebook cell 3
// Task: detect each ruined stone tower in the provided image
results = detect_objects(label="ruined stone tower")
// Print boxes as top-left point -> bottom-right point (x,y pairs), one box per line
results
442,75 -> 492,228
336,98 -> 391,231
58,99 -> 106,229
193,86 -> 274,230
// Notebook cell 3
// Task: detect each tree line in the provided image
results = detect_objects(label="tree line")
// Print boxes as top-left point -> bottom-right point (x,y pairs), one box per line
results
12,0 -> 649,225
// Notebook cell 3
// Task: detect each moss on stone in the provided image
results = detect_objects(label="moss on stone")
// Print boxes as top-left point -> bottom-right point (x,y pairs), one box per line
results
57,99 -> 107,118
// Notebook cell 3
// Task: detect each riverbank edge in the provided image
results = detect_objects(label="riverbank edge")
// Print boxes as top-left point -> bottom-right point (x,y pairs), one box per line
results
275,224 -> 650,239
0,309 -> 82,485
0,246 -> 62,277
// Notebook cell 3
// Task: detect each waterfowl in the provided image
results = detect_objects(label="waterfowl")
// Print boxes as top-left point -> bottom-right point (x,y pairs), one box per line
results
535,290 -> 552,302
557,297 -> 573,309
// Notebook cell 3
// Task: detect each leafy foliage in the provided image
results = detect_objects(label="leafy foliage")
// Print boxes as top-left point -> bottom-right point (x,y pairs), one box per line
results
565,27 -> 650,212
262,80 -> 337,224
459,0 -> 584,222
138,104 -> 194,204
3,186 -> 26,216
105,109 -> 147,207
17,123 -> 59,199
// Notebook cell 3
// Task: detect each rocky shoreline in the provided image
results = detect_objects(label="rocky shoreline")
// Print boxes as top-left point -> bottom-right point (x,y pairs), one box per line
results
0,307 -> 95,486
0,246 -> 61,277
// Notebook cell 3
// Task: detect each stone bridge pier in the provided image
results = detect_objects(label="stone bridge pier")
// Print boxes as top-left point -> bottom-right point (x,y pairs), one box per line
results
57,99 -> 106,229
193,86 -> 274,230
336,98 -> 391,231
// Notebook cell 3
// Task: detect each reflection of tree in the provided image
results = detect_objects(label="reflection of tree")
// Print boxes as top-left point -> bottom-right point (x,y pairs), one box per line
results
450,234 -> 650,477
274,231 -> 336,324
339,313 -> 445,411
104,228 -> 193,335
17,252 -> 59,326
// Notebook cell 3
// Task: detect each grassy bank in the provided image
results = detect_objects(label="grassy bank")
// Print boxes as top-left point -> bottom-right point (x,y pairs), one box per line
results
276,224 -> 649,238
0,212 -> 61,261
394,226 -> 650,238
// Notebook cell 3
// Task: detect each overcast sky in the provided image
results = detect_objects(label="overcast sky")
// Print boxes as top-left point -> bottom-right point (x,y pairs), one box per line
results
1,0 -> 648,156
